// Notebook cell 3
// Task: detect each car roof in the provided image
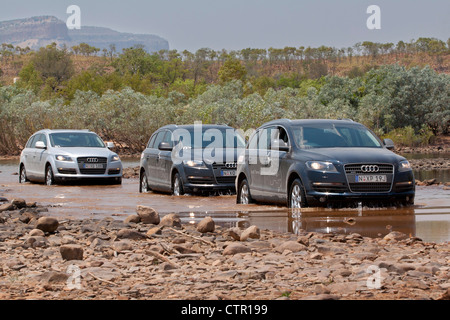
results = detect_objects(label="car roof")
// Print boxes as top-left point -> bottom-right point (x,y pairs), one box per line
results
158,124 -> 235,131
33,129 -> 93,135
261,119 -> 358,128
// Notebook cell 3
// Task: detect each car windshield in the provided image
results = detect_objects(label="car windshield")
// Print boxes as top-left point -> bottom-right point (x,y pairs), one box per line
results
292,124 -> 382,149
49,132 -> 105,148
175,128 -> 246,149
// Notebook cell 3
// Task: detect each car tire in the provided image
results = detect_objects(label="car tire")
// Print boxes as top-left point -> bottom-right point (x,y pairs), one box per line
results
289,178 -> 307,209
140,171 -> 149,193
45,165 -> 55,186
172,173 -> 184,196
19,165 -> 28,184
237,178 -> 253,205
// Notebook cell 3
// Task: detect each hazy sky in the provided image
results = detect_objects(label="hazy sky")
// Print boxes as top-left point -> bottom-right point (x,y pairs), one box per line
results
1,0 -> 449,51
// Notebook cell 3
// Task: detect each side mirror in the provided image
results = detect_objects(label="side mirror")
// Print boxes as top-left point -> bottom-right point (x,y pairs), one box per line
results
35,141 -> 46,149
271,139 -> 290,152
158,142 -> 173,151
383,139 -> 395,151
106,142 -> 115,149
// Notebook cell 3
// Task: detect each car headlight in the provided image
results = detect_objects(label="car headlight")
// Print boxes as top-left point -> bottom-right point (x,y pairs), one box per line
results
183,160 -> 206,168
306,161 -> 337,172
398,160 -> 412,172
111,155 -> 120,162
55,155 -> 72,162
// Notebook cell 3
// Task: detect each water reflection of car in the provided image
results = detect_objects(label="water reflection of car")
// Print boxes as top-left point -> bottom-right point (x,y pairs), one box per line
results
236,119 -> 415,208
139,124 -> 245,195
19,129 -> 123,185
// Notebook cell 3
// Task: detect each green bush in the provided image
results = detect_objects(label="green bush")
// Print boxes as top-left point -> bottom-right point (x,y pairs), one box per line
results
382,126 -> 435,147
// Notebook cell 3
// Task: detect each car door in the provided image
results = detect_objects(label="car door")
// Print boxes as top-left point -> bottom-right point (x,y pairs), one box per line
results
22,135 -> 37,178
248,129 -> 269,199
34,134 -> 49,180
29,134 -> 47,177
263,126 -> 291,202
157,131 -> 174,191
147,131 -> 167,189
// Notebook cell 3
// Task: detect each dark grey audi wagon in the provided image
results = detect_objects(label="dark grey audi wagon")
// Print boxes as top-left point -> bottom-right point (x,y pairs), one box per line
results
140,124 -> 245,195
236,119 -> 415,208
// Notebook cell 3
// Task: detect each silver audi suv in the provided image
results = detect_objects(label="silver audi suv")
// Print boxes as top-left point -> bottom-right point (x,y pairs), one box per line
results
19,129 -> 123,185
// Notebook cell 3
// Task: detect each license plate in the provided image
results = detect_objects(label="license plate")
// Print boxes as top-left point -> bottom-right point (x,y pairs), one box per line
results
221,170 -> 236,177
83,163 -> 105,169
356,175 -> 387,183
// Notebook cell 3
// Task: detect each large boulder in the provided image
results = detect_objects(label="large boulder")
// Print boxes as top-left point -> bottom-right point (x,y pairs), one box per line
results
60,245 -> 84,261
197,217 -> 215,233
36,217 -> 59,233
136,206 -> 160,225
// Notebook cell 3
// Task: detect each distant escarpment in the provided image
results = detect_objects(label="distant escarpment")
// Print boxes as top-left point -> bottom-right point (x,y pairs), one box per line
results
0,16 -> 169,52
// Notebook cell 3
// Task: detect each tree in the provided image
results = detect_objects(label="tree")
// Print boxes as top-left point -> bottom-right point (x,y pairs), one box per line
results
218,57 -> 247,83
31,43 -> 74,83
17,63 -> 43,93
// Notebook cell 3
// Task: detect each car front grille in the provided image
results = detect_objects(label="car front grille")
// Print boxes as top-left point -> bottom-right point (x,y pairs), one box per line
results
345,164 -> 394,174
213,162 -> 237,185
345,163 -> 394,193
77,157 -> 107,175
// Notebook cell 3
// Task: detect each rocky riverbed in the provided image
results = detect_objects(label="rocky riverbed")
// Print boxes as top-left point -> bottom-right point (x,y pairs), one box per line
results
0,198 -> 449,300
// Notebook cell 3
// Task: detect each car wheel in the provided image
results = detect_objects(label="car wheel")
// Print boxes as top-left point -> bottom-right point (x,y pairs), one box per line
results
289,179 -> 306,209
140,171 -> 149,193
19,165 -> 28,184
172,173 -> 184,196
45,165 -> 55,186
238,179 -> 252,205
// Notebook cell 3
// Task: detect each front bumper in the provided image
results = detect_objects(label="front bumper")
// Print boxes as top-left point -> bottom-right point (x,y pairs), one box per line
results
304,169 -> 415,206
54,160 -> 123,180
182,165 -> 236,192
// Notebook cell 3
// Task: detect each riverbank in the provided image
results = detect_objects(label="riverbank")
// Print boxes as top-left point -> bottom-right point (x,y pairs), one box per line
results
0,199 -> 449,300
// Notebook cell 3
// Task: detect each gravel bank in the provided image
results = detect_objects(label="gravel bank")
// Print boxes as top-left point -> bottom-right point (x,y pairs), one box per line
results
0,199 -> 449,300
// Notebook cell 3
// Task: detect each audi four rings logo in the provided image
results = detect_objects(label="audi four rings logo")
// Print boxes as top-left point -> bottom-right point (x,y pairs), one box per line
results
225,163 -> 237,169
361,165 -> 380,173
86,158 -> 99,163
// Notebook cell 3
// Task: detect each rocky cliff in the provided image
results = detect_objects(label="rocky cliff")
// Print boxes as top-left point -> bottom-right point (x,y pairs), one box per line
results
0,16 -> 169,53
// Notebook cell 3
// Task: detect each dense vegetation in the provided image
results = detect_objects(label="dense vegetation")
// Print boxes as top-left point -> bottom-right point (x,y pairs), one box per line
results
0,38 -> 449,155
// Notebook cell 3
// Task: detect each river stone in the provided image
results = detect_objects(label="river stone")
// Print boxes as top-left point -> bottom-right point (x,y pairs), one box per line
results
36,217 -> 59,233
225,227 -> 242,241
277,241 -> 306,253
124,214 -> 141,224
160,214 -> 181,228
11,198 -> 27,209
136,206 -> 160,225
29,229 -> 45,237
146,226 -> 163,237
197,217 -> 215,233
223,243 -> 252,255
240,225 -> 260,241
60,245 -> 84,261
384,231 -> 409,241
0,203 -> 14,213
114,241 -> 133,253
117,228 -> 147,240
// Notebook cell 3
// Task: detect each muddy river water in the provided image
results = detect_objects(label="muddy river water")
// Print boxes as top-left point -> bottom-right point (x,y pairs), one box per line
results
1,158 -> 449,243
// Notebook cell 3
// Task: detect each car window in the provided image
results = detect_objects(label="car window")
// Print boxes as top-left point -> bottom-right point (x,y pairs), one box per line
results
153,131 -> 166,150
26,135 -> 37,148
49,133 -> 105,148
248,131 -> 258,150
147,134 -> 157,149
258,129 -> 270,151
293,124 -> 382,149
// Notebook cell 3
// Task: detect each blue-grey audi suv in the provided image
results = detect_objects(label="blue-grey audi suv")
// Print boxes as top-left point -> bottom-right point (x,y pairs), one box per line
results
236,119 -> 415,208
